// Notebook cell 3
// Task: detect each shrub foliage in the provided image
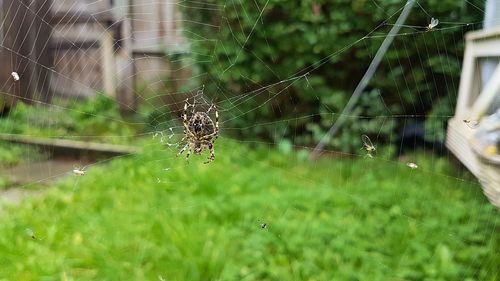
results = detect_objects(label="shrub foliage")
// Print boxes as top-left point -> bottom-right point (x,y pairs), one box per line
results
181,0 -> 483,151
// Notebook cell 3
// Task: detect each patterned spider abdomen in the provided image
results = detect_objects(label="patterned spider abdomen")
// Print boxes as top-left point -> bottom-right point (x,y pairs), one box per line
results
189,112 -> 215,137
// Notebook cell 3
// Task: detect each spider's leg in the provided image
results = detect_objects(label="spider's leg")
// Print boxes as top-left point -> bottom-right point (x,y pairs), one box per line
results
182,99 -> 190,134
191,98 -> 196,115
177,143 -> 188,157
200,133 -> 216,141
183,99 -> 188,122
185,144 -> 192,160
214,105 -> 219,137
204,142 -> 215,164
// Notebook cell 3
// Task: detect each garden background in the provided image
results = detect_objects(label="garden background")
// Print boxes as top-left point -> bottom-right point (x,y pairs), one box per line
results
0,1 -> 498,280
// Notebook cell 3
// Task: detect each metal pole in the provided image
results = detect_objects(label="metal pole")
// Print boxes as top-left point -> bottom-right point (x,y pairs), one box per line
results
309,0 -> 415,160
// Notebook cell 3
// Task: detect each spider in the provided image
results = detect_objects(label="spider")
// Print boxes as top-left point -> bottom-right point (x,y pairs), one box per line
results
177,98 -> 219,163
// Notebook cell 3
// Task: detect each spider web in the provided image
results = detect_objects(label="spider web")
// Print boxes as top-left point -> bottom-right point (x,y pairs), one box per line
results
0,0 -> 498,280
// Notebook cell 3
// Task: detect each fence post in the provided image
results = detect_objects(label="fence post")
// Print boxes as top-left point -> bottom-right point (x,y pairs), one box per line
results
114,0 -> 137,114
101,30 -> 116,98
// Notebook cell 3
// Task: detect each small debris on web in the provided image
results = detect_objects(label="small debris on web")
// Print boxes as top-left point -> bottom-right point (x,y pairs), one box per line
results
406,162 -> 418,169
164,168 -> 170,172
257,219 -> 269,231
25,228 -> 38,240
153,131 -> 165,142
427,17 -> 439,31
11,71 -> 20,81
73,167 -> 85,176
154,129 -> 177,146
361,134 -> 376,158
168,127 -> 174,139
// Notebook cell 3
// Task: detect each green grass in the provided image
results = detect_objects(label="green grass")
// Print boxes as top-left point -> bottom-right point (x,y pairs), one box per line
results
0,139 -> 498,280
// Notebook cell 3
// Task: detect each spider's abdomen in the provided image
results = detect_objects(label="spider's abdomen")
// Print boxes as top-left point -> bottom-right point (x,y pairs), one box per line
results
189,112 -> 215,137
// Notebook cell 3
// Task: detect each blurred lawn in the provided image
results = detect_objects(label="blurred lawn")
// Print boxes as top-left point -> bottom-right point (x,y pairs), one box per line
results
0,139 -> 498,281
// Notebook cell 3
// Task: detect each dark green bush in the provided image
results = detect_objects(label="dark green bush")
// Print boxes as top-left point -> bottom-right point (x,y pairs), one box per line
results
181,0 -> 483,152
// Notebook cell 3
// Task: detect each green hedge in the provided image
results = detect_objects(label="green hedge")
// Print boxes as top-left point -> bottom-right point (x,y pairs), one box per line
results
180,0 -> 483,152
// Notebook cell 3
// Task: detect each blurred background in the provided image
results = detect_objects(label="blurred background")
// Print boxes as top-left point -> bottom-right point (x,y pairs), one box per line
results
0,0 -> 499,280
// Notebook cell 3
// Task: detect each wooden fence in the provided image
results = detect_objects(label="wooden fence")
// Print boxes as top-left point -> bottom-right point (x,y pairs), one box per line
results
0,0 -> 53,108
